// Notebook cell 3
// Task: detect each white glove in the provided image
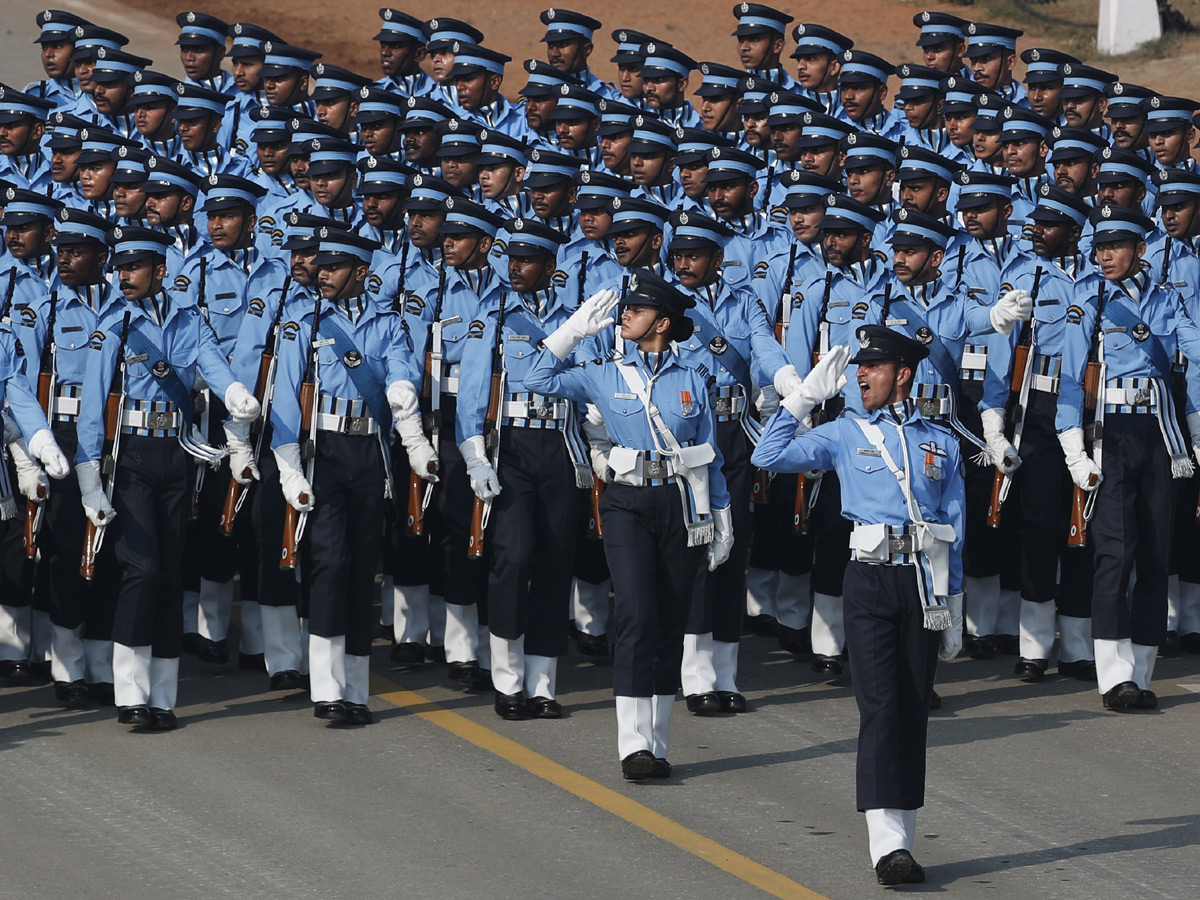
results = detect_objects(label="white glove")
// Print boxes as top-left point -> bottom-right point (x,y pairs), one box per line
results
989,289 -> 1032,335
273,443 -> 315,511
1188,412 -> 1200,466
224,381 -> 262,423
980,408 -> 1020,476
756,385 -> 779,420
459,434 -> 501,500
582,405 -> 613,483
395,412 -> 438,483
9,439 -> 50,502
782,345 -> 850,420
1058,427 -> 1101,492
387,380 -> 419,421
938,592 -> 964,661
707,506 -> 734,571
542,288 -> 620,360
76,460 -> 116,527
224,422 -> 259,486
27,429 -> 69,479
773,363 -> 803,398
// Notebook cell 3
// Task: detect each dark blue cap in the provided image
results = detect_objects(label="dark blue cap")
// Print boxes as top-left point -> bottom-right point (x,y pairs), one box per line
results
473,129 -> 529,166
638,42 -> 696,79
548,85 -> 603,120
838,49 -> 893,85
912,11 -> 969,47
777,169 -> 841,208
610,28 -> 662,65
356,155 -> 415,193
45,111 -> 91,149
141,155 -> 202,195
889,207 -> 956,248
170,83 -> 228,119
34,9 -> 90,44
953,169 -> 1015,209
522,147 -> 585,188
1020,48 -> 1079,85
765,89 -> 822,126
354,86 -> 406,123
1089,204 -> 1154,243
259,42 -> 322,78
426,17 -> 484,52
228,23 -> 280,58
1154,167 -> 1200,203
68,25 -> 129,60
668,208 -> 734,249
108,146 -> 153,184
999,105 -> 1053,142
445,42 -> 511,79
0,187 -> 64,224
897,144 -> 963,184
621,267 -> 695,341
939,75 -> 992,114
732,3 -> 793,37
1142,95 -> 1200,133
106,224 -> 173,264
838,131 -> 899,170
793,111 -> 853,148
127,70 -> 182,107
89,47 -> 152,82
199,173 -> 268,211
520,58 -> 575,97
606,196 -> 670,234
282,211 -> 352,250
175,11 -> 229,46
894,63 -> 945,100
539,8 -> 602,43
963,22 -> 1023,58
398,96 -> 454,129
406,172 -> 463,210
1029,182 -> 1090,226
1046,125 -> 1108,163
435,118 -> 484,158
439,196 -> 505,236
627,113 -> 680,154
1105,81 -> 1155,118
850,324 -> 929,365
821,193 -> 886,231
374,9 -> 428,44
1059,63 -> 1117,100
311,227 -> 382,266
674,128 -> 734,166
695,62 -> 746,98
573,168 -> 633,208
503,216 -> 570,255
702,146 -> 766,183
790,23 -> 853,58
52,206 -> 112,245
1095,146 -> 1156,184
0,85 -> 54,123
311,65 -> 374,102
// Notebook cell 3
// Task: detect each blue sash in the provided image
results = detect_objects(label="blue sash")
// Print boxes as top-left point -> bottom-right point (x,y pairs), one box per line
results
317,315 -> 393,435
123,328 -> 198,421
1101,295 -> 1173,376
885,297 -> 962,386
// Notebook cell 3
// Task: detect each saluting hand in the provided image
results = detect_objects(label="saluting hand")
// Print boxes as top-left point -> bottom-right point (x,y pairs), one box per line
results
990,289 -> 1032,335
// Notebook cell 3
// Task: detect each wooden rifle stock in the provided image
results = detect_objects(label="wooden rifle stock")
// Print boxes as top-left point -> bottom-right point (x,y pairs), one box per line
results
468,371 -> 503,559
750,467 -> 771,504
1068,478 -> 1095,547
282,300 -> 320,570
586,480 -> 605,539
409,262 -> 446,537
26,292 -> 58,558
281,499 -> 303,568
792,474 -> 811,534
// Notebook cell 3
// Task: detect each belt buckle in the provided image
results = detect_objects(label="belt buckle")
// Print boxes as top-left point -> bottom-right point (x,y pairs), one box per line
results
917,398 -> 938,418
890,534 -> 912,555
151,411 -> 173,430
644,459 -> 666,479
534,403 -> 553,419
1131,387 -> 1151,405
347,417 -> 366,435
714,397 -> 731,415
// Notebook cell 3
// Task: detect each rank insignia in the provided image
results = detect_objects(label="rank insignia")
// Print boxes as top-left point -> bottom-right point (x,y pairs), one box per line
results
708,336 -> 728,355
1132,322 -> 1150,342
916,326 -> 934,345
151,360 -> 171,379
1066,305 -> 1084,324
343,349 -> 362,368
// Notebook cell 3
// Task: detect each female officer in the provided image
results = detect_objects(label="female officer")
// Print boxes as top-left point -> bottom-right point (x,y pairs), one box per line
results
526,269 -> 732,780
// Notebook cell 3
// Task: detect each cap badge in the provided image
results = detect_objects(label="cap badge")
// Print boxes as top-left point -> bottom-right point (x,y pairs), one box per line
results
451,41 -> 461,53
857,329 -> 871,349
1151,96 -> 1161,108
803,112 -> 813,124
580,170 -> 591,183
207,173 -> 219,185
445,198 -> 455,209
359,86 -> 370,99
946,77 -> 957,88
897,208 -> 908,221
678,212 -> 689,224
825,194 -> 837,207
711,147 -> 721,158
1101,205 -> 1112,218
846,132 -> 857,145
112,226 -> 123,239
634,115 -> 645,127
560,83 -> 571,95
366,156 -> 378,168
968,23 -> 977,35
547,9 -> 556,20
921,11 -> 930,22
1113,83 -> 1124,95
796,25 -> 806,35
618,31 -> 627,41
740,2 -> 749,13
57,208 -> 69,222
384,9 -> 393,20
611,197 -> 623,209
187,12 -> 196,23
430,19 -> 439,30
628,273 -> 639,292
263,41 -> 273,53
118,145 -> 129,158
899,65 -> 910,77
513,219 -> 524,231
319,226 -> 329,238
1030,49 -> 1041,61
957,171 -> 970,185
1102,147 -> 1112,159
234,23 -> 244,34
1039,182 -> 1051,196
646,43 -> 656,53
1004,106 -> 1014,119
449,118 -> 459,130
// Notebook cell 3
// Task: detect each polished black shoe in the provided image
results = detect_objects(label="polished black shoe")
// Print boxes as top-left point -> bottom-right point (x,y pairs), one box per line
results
1102,681 -> 1142,711
1058,658 -> 1098,681
117,705 -> 152,727
685,692 -> 723,715
194,636 -> 230,664
390,641 -> 426,666
88,682 -> 116,706
875,849 -> 926,885
425,645 -> 446,664
1135,689 -> 1158,710
994,633 -> 1020,656
238,651 -> 266,672
621,750 -> 656,781
1180,632 -> 1200,655
929,689 -> 942,711
495,691 -> 530,720
29,660 -> 52,681
54,679 -> 90,706
148,708 -> 177,730
1159,629 -> 1181,657
182,632 -> 199,655
448,660 -> 489,689
527,696 -> 563,719
575,632 -> 610,658
778,624 -> 811,657
965,634 -> 996,660
651,758 -> 672,779
314,700 -> 348,721
1014,658 -> 1048,683
380,623 -> 395,644
811,654 -> 844,676
0,658 -> 34,680
269,669 -> 304,692
743,613 -> 780,637
343,703 -> 373,725
717,691 -> 747,713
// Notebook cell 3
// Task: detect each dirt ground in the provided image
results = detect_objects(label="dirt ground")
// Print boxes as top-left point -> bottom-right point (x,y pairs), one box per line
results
118,0 -> 1200,99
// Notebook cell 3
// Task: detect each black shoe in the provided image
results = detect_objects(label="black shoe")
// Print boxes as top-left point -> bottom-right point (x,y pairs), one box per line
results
1159,629 -> 1181,656
965,635 -> 996,660
117,705 -> 152,727
778,625 -> 811,657
929,689 -> 942,711
0,658 -> 34,680
194,636 -> 230,665
425,645 -> 446,664
238,651 -> 266,672
811,654 -> 844,676
527,696 -> 563,719
621,750 -> 656,781
717,691 -> 747,713
685,692 -> 723,716
743,613 -> 780,637
875,849 -> 926,885
1058,658 -> 1098,681
651,758 -> 672,779
448,660 -> 488,689
994,634 -> 1020,656
29,660 -> 52,681
314,700 -> 348,721
148,708 -> 177,730
1102,681 -> 1142,711
269,669 -> 304,692
1135,689 -> 1158,710
88,682 -> 116,706
1180,632 -> 1200,655
343,703 -> 373,725
1014,658 -> 1048,683
380,623 -> 395,644
575,632 -> 610,658
390,642 -> 426,666
182,632 -> 199,655
494,691 -> 530,720
54,679 -> 90,706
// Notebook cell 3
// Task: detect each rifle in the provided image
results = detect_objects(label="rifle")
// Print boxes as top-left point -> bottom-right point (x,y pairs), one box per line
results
1069,279 -> 1106,547
190,258 -> 209,521
1,266 -> 15,323
409,258 -> 446,536
792,270 -> 834,535
469,291 -> 508,559
219,275 -> 291,537
81,310 -> 131,580
281,296 -> 320,569
755,244 -> 800,507
25,291 -> 58,559
987,266 -> 1043,528
1160,236 -> 1172,286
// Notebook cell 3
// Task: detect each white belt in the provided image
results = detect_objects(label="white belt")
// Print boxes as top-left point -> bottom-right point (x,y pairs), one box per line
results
960,351 -> 987,372
121,407 -> 181,431
850,523 -> 919,565
1030,373 -> 1060,394
441,376 -> 459,396
315,411 -> 381,435
52,396 -> 82,418
713,393 -> 747,418
610,450 -> 680,486
501,399 -> 568,421
1104,386 -> 1155,408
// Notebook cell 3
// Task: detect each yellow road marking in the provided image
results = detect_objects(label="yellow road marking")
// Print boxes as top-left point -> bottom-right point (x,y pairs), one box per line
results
371,673 -> 830,900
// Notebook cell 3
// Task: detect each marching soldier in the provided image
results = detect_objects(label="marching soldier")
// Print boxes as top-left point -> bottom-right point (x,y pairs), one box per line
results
223,22 -> 281,154
539,8 -> 617,101
175,12 -> 235,96
638,44 -> 702,129
732,4 -> 796,90
964,23 -> 1026,107
790,24 -> 852,117
373,10 -> 438,100
0,87 -> 55,193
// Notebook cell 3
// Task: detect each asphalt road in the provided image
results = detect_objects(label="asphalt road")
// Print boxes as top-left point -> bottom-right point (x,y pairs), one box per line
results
4,622 -> 1200,900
